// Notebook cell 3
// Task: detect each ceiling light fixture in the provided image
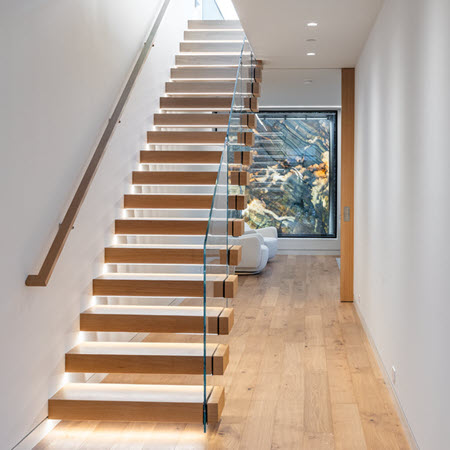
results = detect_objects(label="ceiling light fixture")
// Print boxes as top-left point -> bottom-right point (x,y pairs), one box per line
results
306,38 -> 317,42
307,52 -> 316,56
307,22 -> 318,27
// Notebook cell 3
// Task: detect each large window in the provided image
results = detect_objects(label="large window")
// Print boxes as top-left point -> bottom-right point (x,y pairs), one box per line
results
244,111 -> 338,238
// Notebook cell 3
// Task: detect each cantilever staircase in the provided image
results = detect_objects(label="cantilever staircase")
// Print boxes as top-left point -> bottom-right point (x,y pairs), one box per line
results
48,20 -> 262,425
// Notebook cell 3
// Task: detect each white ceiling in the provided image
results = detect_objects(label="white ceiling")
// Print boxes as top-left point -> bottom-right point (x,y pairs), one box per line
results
233,0 -> 384,68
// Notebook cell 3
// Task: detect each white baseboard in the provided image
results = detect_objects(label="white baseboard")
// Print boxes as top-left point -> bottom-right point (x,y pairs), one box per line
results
353,303 -> 420,450
278,249 -> 340,256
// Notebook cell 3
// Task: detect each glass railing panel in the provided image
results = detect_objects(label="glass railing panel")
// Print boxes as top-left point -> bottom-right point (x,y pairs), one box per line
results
202,37 -> 255,429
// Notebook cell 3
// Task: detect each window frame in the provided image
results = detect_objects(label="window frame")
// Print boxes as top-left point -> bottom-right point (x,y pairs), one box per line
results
248,109 -> 339,239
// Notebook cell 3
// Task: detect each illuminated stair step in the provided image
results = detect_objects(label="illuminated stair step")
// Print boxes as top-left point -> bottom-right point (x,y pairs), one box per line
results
180,41 -> 249,53
49,383 -> 224,423
80,304 -> 234,334
114,218 -> 244,236
123,194 -> 246,210
171,66 -> 261,81
153,112 -> 256,128
104,244 -> 242,265
160,95 -> 258,112
92,273 -> 239,298
65,342 -> 229,375
165,80 -> 258,96
184,30 -> 245,41
187,20 -> 242,30
175,54 -> 253,67
147,131 -> 227,144
132,170 -> 249,186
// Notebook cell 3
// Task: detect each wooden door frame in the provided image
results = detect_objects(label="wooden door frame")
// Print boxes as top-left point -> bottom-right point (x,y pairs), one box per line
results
340,68 -> 355,302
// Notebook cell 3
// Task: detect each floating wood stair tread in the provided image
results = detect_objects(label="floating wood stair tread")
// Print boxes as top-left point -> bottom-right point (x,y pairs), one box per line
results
175,54 -> 251,66
104,244 -> 242,266
66,342 -> 229,375
114,218 -> 245,236
93,273 -> 239,298
140,150 -> 222,164
171,66 -> 261,82
160,96 -> 258,112
154,113 -> 230,127
132,171 -> 218,185
132,170 -> 248,186
187,20 -> 242,30
165,81 -> 257,95
48,383 -> 225,423
153,113 -> 256,129
115,218 -> 209,235
184,30 -> 245,41
123,194 -> 246,209
147,131 -> 226,144
80,304 -> 234,334
180,42 -> 248,53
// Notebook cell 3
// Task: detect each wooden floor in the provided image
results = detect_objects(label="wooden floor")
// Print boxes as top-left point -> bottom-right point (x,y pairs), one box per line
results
36,256 -> 410,449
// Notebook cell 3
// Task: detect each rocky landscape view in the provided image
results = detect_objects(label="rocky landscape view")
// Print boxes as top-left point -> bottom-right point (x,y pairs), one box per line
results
243,113 -> 336,237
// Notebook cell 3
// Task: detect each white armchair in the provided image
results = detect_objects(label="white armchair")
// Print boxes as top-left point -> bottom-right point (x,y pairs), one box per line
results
231,233 -> 269,274
244,224 -> 278,260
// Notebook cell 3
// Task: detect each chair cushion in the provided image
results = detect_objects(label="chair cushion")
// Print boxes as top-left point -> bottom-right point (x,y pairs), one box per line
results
263,237 -> 278,260
236,245 -> 269,274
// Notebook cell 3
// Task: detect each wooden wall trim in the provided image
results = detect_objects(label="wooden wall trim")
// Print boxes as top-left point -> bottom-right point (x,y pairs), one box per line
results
340,68 -> 355,302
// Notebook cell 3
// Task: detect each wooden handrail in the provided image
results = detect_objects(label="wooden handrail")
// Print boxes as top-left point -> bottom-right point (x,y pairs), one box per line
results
26,0 -> 172,287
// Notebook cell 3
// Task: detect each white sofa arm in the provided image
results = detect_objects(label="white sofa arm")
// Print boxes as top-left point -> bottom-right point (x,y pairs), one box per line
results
256,226 -> 278,239
230,234 -> 263,268
244,222 -> 256,235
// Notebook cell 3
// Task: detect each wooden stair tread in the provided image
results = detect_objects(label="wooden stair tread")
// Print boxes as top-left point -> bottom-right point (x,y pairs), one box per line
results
67,342 -> 219,356
175,54 -> 251,66
80,305 -> 234,335
104,244 -> 242,266
147,131 -> 226,144
180,42 -> 248,53
132,171 -> 249,186
140,150 -> 222,164
48,383 -> 225,423
124,193 -> 215,208
66,342 -> 229,375
165,81 -> 257,95
123,194 -> 246,209
95,273 -> 225,281
132,171 -> 218,185
187,20 -> 242,30
160,96 -> 258,111
154,113 -> 256,129
184,30 -> 245,40
154,113 -> 230,127
82,304 -> 224,317
114,218 -> 245,237
171,66 -> 260,81
93,273 -> 239,298
51,383 -> 212,402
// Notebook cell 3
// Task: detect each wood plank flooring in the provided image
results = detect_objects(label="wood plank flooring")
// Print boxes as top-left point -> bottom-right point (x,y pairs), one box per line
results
35,256 -> 410,449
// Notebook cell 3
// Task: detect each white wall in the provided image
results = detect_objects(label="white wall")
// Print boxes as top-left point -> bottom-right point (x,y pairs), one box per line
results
260,68 -> 341,108
354,0 -> 450,448
0,0 -> 199,447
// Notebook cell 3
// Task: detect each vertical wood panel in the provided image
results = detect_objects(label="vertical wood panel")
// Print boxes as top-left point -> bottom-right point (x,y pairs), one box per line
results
341,68 -> 355,302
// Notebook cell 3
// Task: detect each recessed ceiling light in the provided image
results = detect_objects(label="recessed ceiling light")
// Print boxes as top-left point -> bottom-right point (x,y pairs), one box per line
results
306,38 -> 317,42
307,52 -> 316,56
307,22 -> 318,27
304,79 -> 313,84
